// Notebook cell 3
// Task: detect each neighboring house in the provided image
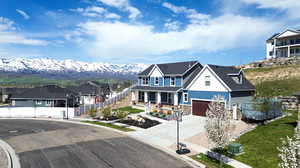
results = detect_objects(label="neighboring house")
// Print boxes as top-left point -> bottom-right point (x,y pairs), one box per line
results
266,29 -> 300,59
0,87 -> 30,103
131,61 -> 255,116
69,81 -> 111,105
10,85 -> 79,107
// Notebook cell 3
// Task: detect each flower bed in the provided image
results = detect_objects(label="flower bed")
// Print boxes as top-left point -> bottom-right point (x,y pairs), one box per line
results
118,115 -> 160,129
148,111 -> 174,120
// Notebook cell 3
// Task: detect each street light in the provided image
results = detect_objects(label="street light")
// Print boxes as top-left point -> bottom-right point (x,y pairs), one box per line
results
174,109 -> 190,155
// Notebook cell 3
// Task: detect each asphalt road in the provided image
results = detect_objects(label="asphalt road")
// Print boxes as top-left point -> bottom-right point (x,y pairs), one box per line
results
0,119 -> 191,168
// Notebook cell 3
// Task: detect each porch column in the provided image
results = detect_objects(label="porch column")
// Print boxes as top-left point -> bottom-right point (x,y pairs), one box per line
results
156,92 -> 161,104
288,46 -> 290,57
174,92 -> 178,106
144,92 -> 148,103
131,91 -> 135,101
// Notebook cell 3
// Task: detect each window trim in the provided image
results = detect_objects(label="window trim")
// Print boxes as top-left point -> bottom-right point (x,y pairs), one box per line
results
205,75 -> 211,86
183,93 -> 188,102
170,77 -> 175,86
154,77 -> 159,85
142,77 -> 149,85
36,100 -> 42,105
46,100 -> 52,106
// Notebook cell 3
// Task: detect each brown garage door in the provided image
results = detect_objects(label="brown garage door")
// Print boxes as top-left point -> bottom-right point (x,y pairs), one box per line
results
192,100 -> 211,116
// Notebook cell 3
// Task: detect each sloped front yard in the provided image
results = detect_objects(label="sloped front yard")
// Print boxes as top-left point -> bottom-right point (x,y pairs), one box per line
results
233,110 -> 297,168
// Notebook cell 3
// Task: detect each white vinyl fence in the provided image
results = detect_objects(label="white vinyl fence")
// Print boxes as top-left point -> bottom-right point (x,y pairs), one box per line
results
79,87 -> 131,114
0,107 -> 75,119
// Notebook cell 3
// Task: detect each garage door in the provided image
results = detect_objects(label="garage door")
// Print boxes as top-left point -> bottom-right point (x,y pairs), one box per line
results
192,100 -> 211,116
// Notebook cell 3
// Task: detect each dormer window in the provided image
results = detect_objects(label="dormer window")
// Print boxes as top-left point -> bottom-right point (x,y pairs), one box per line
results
155,77 -> 159,85
170,77 -> 175,86
205,75 -> 210,86
231,74 -> 243,84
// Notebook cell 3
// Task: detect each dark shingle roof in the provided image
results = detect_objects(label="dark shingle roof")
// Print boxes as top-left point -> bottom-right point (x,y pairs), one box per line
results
138,61 -> 199,76
267,33 -> 279,41
131,86 -> 182,92
69,83 -> 110,95
11,85 -> 78,99
1,88 -> 30,95
183,65 -> 202,88
208,65 -> 255,91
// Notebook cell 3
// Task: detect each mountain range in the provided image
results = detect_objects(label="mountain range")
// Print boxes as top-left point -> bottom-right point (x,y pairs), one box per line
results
0,58 -> 148,79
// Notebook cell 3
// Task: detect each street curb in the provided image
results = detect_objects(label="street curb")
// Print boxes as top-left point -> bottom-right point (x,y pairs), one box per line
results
0,117 -> 203,168
0,139 -> 20,168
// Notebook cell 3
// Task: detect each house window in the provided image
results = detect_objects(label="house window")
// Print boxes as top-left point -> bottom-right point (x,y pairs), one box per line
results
142,77 -> 149,85
155,77 -> 159,85
36,100 -> 42,105
269,51 -> 273,56
46,100 -> 52,106
183,93 -> 188,102
170,77 -> 175,86
271,41 -> 274,45
205,75 -> 211,86
291,49 -> 294,54
296,48 -> 300,54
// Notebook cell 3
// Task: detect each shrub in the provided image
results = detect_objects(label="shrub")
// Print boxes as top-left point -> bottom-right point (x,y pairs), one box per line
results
88,108 -> 97,118
101,107 -> 112,119
167,110 -> 172,115
152,109 -> 158,113
116,110 -> 128,119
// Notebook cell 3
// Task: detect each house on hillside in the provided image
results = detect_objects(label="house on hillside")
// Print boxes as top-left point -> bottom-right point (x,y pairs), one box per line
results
10,85 -> 79,107
131,61 -> 255,116
68,81 -> 111,105
266,29 -> 300,59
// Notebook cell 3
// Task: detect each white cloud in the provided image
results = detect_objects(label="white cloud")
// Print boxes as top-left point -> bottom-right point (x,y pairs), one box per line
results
105,13 -> 121,19
71,6 -> 105,17
162,2 -> 210,23
16,9 -> 30,20
241,0 -> 300,19
164,20 -> 180,31
0,17 -> 47,46
97,0 -> 141,19
76,14 -> 280,61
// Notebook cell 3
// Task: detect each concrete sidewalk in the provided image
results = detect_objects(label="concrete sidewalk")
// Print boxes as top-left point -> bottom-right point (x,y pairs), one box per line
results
0,146 -> 8,168
128,115 -> 253,168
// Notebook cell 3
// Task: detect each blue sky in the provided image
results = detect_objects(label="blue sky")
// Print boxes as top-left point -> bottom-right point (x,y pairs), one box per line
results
0,0 -> 299,65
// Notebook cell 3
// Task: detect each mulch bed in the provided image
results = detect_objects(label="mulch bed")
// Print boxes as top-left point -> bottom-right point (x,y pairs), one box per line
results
118,117 -> 160,129
95,116 -> 119,121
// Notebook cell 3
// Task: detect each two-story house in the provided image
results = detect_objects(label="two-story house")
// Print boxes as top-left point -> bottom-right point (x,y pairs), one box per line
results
131,61 -> 255,116
266,29 -> 300,59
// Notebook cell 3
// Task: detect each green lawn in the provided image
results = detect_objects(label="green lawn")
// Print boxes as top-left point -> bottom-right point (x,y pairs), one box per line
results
232,110 -> 297,168
191,153 -> 234,168
113,106 -> 144,114
82,121 -> 135,132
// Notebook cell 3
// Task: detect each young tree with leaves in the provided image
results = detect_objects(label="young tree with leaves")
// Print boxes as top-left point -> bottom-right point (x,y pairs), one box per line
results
205,95 -> 231,167
278,131 -> 300,168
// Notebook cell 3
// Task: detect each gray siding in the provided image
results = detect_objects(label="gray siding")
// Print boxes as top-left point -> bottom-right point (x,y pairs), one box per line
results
13,99 -> 54,107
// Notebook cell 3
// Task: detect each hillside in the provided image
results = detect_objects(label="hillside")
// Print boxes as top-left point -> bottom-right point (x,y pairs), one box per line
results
243,58 -> 300,96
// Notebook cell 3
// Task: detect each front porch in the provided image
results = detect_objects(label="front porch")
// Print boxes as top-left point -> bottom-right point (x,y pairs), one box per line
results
133,91 -> 180,106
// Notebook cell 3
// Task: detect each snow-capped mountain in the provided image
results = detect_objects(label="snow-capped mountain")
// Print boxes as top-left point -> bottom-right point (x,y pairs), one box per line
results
0,58 -> 148,79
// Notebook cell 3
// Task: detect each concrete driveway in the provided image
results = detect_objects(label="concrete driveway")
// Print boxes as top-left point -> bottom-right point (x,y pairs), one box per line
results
129,115 -> 207,147
0,119 -> 191,168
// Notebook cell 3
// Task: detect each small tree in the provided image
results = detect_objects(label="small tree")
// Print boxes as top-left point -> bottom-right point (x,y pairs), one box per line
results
278,131 -> 300,168
101,107 -> 112,119
205,95 -> 231,167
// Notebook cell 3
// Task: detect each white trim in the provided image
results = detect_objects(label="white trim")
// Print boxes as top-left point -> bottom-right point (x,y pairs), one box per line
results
183,92 -> 188,102
170,77 -> 175,86
274,29 -> 300,39
36,100 -> 42,105
154,77 -> 159,85
186,65 -> 232,91
148,64 -> 164,77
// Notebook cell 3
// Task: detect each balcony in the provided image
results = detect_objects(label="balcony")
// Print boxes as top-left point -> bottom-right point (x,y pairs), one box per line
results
276,39 -> 300,47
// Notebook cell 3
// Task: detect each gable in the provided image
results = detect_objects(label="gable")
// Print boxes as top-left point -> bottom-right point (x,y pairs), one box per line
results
149,66 -> 163,77
187,67 -> 229,92
278,30 -> 299,38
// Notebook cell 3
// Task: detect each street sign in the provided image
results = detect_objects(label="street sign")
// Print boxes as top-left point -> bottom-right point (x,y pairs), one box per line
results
174,110 -> 183,122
